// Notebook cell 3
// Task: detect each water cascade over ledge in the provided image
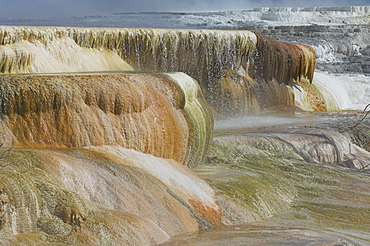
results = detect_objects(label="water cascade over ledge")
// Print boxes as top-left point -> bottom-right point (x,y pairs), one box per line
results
1,24 -> 370,245
0,26 -> 316,115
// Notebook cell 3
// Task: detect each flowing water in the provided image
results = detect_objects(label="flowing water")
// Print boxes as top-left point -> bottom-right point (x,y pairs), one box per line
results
0,6 -> 370,246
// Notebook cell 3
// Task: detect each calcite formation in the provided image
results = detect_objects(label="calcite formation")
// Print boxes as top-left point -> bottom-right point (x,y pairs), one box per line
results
0,72 -> 217,244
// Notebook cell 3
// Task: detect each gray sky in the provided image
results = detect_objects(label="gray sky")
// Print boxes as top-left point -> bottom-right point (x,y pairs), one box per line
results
1,0 -> 370,19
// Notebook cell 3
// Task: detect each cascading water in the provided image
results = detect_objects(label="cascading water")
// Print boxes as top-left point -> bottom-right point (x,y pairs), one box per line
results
0,26 -> 316,115
0,5 -> 370,245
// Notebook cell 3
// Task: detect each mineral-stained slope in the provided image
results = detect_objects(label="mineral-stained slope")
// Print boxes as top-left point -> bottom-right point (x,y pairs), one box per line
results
0,72 -> 212,166
0,147 -> 220,245
0,72 -> 218,245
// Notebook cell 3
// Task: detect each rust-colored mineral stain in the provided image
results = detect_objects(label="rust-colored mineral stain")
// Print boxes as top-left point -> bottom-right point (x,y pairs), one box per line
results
0,74 -> 189,162
189,198 -> 222,227
0,27 -> 317,116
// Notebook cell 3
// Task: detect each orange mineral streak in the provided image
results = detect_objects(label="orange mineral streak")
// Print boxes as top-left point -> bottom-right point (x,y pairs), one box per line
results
0,74 -> 189,162
296,80 -> 328,112
188,198 -> 222,227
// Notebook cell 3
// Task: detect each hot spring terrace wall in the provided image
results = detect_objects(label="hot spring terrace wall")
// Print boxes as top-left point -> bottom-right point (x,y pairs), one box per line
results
0,26 -> 316,114
0,72 -> 213,167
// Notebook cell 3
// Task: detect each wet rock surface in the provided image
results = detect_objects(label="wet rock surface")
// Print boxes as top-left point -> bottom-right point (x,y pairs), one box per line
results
0,72 -> 213,167
0,26 -> 316,116
159,225 -> 358,246
309,112 -> 370,153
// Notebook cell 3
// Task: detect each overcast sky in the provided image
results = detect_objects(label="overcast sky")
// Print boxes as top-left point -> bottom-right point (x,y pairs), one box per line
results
1,0 -> 369,19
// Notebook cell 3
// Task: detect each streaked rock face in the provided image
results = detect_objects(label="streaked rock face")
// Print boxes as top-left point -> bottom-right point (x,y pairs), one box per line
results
0,72 -> 212,166
216,129 -> 370,169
